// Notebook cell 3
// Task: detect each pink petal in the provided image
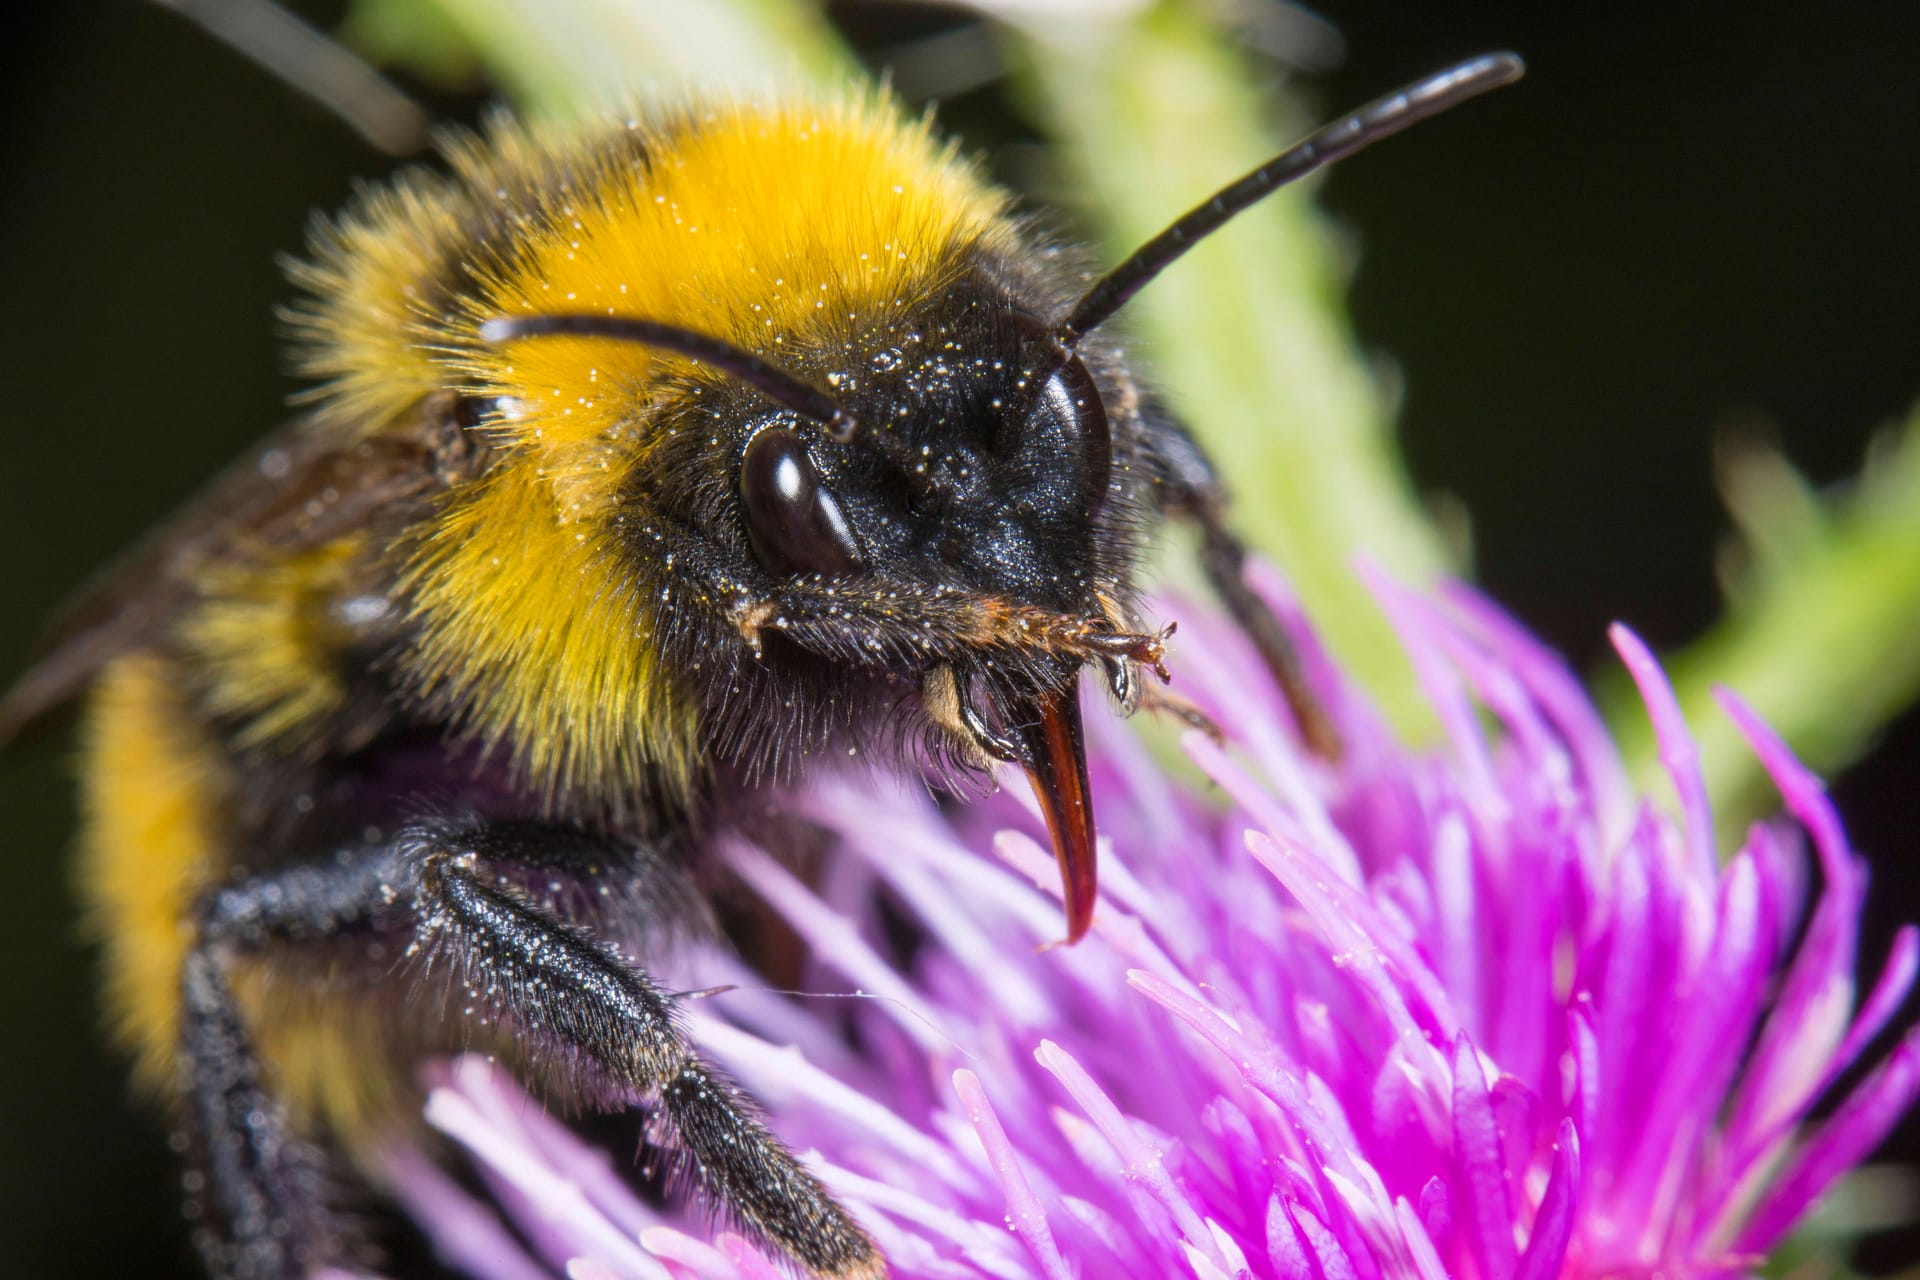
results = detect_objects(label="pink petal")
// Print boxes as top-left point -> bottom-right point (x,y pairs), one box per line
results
1609,624 -> 1716,882
952,1068 -> 1073,1280
1035,1040 -> 1221,1268
1450,1036 -> 1518,1280
1514,1120 -> 1580,1280
1735,1027 -> 1920,1253
379,1147 -> 553,1280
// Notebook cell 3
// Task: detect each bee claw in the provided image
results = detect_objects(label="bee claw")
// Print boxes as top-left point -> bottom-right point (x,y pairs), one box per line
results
1102,656 -> 1140,715
954,678 -> 1023,765
1077,619 -> 1175,684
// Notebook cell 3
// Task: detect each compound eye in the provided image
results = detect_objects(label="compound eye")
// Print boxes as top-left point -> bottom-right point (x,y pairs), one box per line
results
1033,356 -> 1112,511
740,426 -> 863,577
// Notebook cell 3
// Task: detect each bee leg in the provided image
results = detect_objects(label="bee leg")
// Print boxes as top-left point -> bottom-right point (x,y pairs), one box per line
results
181,845 -> 435,1277
404,823 -> 882,1280
184,825 -> 879,1279
1137,402 -> 1342,758
178,939 -> 359,1279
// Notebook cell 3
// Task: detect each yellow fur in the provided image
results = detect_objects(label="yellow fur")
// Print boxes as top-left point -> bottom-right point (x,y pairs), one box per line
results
178,537 -> 368,750
405,462 -> 705,804
79,656 -> 232,1091
284,174 -> 467,430
81,662 -> 437,1142
292,95 -> 1014,803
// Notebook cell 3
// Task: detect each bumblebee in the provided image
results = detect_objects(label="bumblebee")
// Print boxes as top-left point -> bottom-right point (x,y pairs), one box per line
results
0,54 -> 1519,1280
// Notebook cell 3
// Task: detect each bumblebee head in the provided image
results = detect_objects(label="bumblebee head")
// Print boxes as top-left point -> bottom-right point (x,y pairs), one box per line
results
483,269 -> 1168,942
477,52 -> 1524,941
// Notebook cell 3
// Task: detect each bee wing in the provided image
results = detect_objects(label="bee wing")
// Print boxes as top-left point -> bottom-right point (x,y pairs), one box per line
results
0,392 -> 483,749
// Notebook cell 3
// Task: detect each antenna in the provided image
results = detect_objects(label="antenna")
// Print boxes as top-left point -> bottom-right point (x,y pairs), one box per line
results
480,313 -> 861,442
1056,52 -> 1525,346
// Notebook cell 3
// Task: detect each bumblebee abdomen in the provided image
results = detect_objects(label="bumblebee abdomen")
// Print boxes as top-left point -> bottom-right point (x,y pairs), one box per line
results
79,654 -> 235,1091
79,652 -> 499,1142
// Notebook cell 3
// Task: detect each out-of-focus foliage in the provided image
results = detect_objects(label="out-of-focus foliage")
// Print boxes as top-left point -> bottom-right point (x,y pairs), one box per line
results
355,0 -> 850,112
1610,407 -> 1920,837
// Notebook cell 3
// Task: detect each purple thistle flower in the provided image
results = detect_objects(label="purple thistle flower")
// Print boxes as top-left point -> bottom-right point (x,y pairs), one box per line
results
384,569 -> 1920,1280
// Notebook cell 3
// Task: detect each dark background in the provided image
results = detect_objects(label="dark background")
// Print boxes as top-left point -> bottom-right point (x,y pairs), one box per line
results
2,2 -> 1917,1274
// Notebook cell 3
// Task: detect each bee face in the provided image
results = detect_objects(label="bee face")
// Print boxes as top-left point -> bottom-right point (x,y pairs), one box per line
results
736,299 -> 1126,631
616,267 -> 1151,792
826,342 -> 1116,615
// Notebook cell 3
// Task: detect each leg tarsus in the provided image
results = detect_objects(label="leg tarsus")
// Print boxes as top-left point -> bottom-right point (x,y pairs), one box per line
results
661,1061 -> 882,1279
1136,679 -> 1225,742
1194,521 -> 1341,759
1138,401 -> 1342,758
184,822 -> 879,1278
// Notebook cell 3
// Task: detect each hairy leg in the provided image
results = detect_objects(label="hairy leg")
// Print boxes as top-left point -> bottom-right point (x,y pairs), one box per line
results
182,820 -> 878,1279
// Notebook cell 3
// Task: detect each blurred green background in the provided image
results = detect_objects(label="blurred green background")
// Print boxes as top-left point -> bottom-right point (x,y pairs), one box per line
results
3,1 -> 1919,1274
